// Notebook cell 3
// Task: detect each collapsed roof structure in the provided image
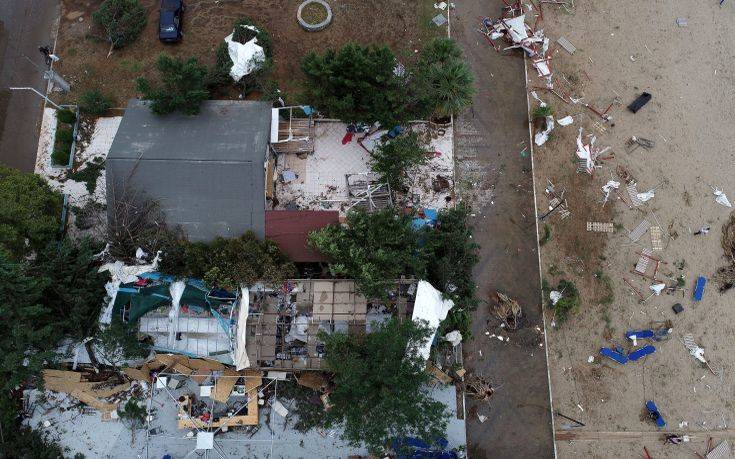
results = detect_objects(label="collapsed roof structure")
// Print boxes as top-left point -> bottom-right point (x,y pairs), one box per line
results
107,271 -> 451,372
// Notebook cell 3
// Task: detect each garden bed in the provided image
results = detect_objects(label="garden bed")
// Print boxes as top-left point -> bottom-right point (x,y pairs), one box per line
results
51,107 -> 78,168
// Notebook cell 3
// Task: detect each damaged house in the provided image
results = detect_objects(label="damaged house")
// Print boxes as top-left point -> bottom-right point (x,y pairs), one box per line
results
106,271 -> 452,372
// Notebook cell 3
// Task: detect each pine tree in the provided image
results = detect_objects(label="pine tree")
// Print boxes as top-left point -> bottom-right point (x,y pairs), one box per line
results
136,54 -> 211,115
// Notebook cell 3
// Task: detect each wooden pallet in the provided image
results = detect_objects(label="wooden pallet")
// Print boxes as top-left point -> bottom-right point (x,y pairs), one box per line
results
650,226 -> 664,251
587,222 -> 614,233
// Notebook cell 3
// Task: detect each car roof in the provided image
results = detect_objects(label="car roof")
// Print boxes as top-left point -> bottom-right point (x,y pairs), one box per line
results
161,0 -> 182,9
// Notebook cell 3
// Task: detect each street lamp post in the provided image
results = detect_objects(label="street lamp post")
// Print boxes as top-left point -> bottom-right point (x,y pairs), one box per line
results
8,86 -> 62,110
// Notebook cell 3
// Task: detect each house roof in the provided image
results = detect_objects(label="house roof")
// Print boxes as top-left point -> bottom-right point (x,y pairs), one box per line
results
264,210 -> 339,262
106,99 -> 271,241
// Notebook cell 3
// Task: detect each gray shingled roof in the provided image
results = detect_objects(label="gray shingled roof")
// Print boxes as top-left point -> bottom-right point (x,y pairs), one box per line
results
106,99 -> 271,241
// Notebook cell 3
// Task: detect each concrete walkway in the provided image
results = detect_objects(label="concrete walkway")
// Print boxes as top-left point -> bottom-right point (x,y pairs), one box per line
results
452,1 -> 554,457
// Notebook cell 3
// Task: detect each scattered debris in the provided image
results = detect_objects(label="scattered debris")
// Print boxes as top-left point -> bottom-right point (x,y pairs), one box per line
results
672,303 -> 684,314
586,222 -> 614,233
556,36 -> 576,54
493,292 -> 523,330
625,136 -> 655,152
676,17 -> 688,27
628,92 -> 652,113
713,187 -> 732,207
464,374 -> 495,401
557,115 -> 574,126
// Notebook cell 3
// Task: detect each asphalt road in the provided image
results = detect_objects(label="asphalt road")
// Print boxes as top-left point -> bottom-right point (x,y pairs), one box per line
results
452,0 -> 555,457
0,0 -> 59,172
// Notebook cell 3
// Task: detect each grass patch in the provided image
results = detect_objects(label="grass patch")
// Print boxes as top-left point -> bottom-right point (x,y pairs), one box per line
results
539,223 -> 552,246
119,59 -> 143,73
68,157 -> 105,194
594,270 -> 614,305
548,264 -> 564,277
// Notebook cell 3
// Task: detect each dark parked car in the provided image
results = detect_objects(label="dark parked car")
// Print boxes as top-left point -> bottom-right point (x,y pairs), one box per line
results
159,0 -> 184,43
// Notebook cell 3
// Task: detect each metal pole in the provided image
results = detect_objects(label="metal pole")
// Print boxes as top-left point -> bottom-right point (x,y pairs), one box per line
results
8,86 -> 62,110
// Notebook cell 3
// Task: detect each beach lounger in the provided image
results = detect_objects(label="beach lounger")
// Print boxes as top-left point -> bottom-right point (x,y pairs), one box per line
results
646,400 -> 666,428
694,276 -> 707,301
628,345 -> 656,361
600,348 -> 628,364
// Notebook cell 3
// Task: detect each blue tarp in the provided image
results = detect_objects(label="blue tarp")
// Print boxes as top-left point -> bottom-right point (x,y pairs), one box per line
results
600,348 -> 628,364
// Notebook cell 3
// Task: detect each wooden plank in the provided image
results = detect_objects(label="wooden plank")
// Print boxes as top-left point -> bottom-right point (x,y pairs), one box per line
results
90,382 -> 130,398
123,367 -> 150,381
556,430 -> 735,441
70,390 -> 118,412
557,36 -> 576,54
172,363 -> 193,376
43,369 -> 82,382
211,370 -> 240,403
426,362 -> 453,384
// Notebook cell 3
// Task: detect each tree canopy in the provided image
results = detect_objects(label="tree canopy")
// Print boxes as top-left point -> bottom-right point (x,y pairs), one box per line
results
0,166 -> 62,259
136,54 -> 211,115
309,205 -> 479,337
309,208 -> 423,299
413,38 -> 475,120
320,318 -> 449,454
301,43 -> 408,126
92,0 -> 147,49
370,132 -> 428,192
159,231 -> 296,290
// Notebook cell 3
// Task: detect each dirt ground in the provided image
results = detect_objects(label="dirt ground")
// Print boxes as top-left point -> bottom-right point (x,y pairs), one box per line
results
55,0 -> 441,106
528,1 -> 735,457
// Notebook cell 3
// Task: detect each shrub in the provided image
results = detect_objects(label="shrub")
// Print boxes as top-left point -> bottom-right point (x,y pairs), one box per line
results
79,89 -> 112,115
55,127 -> 74,144
56,109 -> 76,124
370,132 -> 428,191
136,54 -> 210,115
92,0 -> 147,49
51,147 -> 70,166
549,279 -> 580,324
539,223 -> 552,245
68,157 -> 105,194
533,105 -> 553,119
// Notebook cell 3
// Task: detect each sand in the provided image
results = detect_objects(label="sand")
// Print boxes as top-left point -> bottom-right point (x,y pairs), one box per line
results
527,1 -> 735,457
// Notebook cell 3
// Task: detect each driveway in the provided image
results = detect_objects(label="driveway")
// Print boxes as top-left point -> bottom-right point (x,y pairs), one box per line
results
0,0 -> 59,171
451,1 -> 555,457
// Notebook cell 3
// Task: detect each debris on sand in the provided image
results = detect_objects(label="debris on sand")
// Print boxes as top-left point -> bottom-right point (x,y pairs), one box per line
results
493,292 -> 522,330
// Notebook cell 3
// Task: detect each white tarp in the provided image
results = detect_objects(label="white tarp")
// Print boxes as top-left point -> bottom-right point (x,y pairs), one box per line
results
225,25 -> 266,82
167,281 -> 186,347
411,280 -> 454,361
234,287 -> 250,370
97,251 -> 161,324
713,187 -> 732,207
535,116 -> 555,146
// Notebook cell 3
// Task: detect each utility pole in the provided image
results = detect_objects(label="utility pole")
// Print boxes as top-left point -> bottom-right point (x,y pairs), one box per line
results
8,87 -> 62,110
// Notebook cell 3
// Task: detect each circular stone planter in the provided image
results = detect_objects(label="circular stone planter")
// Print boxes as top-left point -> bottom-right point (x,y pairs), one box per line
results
297,0 -> 332,32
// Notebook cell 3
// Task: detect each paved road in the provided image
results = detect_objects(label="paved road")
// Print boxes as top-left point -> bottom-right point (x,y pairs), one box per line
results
0,0 -> 59,172
452,1 -> 554,457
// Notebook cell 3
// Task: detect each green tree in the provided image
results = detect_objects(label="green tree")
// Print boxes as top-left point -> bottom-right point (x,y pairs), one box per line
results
320,318 -> 448,454
207,17 -> 274,95
136,54 -> 210,115
370,132 -> 428,192
309,209 -> 423,298
159,231 -> 296,290
118,398 -> 147,444
79,89 -> 113,116
32,239 -> 108,341
413,38 -> 475,120
92,0 -> 147,49
301,43 -> 408,126
0,393 -> 63,458
0,166 -> 62,259
0,248 -> 57,391
94,318 -> 149,367
422,204 -> 480,337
